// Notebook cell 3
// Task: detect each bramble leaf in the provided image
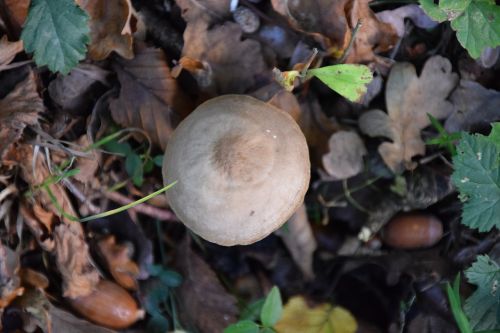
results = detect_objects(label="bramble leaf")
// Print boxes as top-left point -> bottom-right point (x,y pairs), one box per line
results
451,124 -> 500,232
307,64 -> 373,103
21,0 -> 90,74
464,255 -> 500,330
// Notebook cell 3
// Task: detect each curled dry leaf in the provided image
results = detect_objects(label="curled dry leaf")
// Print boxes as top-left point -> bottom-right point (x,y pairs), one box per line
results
276,204 -> 317,280
110,44 -> 193,149
19,204 -> 56,251
0,36 -> 23,68
181,21 -> 267,94
359,56 -> 458,173
76,0 -> 134,60
0,241 -> 23,309
0,69 -> 43,159
54,224 -> 100,298
175,237 -> 238,333
322,131 -> 367,180
445,80 -> 500,132
376,4 -> 438,37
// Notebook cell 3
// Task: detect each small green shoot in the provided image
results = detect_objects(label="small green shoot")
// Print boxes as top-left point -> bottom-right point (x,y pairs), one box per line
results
225,286 -> 283,333
426,113 -> 461,155
446,274 -> 473,333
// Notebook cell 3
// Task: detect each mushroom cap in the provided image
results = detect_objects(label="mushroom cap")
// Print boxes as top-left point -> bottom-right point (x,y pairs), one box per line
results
163,95 -> 310,246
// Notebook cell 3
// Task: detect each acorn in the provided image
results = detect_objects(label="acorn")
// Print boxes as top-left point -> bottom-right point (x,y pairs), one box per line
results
382,213 -> 443,249
68,280 -> 144,329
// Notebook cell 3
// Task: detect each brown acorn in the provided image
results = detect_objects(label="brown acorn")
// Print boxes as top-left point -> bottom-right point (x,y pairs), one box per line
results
68,280 -> 144,329
382,213 -> 443,249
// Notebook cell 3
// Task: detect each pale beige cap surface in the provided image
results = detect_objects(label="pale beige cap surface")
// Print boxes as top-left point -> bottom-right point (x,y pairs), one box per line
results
163,95 -> 310,246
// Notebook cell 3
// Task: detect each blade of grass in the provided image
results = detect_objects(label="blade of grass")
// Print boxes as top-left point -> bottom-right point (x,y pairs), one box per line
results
446,274 -> 473,333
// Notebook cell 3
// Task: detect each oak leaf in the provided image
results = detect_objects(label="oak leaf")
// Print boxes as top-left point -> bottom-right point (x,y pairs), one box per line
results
359,56 -> 458,173
322,131 -> 367,180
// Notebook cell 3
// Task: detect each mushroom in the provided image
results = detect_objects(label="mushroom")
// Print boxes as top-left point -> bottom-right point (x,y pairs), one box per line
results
163,95 -> 310,246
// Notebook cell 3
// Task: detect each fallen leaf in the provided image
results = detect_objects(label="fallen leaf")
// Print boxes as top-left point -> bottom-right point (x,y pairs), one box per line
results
0,36 -> 23,68
0,241 -> 23,309
0,69 -> 43,159
267,89 -> 302,122
322,131 -> 367,180
76,0 -> 134,60
376,4 -> 438,37
276,204 -> 317,280
175,237 -> 238,333
73,135 -> 99,184
110,44 -> 193,149
445,80 -> 500,133
48,64 -> 110,115
54,224 -> 100,298
275,296 -> 358,333
181,21 -> 267,94
97,235 -> 140,290
19,204 -> 56,251
359,56 -> 458,173
175,0 -> 230,23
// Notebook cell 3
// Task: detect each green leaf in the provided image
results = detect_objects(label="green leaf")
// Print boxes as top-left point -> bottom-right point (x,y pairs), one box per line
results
144,158 -> 154,173
488,123 -> 500,149
125,154 -> 143,186
241,299 -> 265,321
307,64 -> 373,103
147,314 -> 170,333
224,320 -> 260,333
419,0 -> 448,22
21,0 -> 89,74
464,255 -> 500,330
446,274 -> 473,333
451,126 -> 500,232
451,1 -> 500,58
260,286 -> 283,327
153,155 -> 164,167
104,140 -> 132,156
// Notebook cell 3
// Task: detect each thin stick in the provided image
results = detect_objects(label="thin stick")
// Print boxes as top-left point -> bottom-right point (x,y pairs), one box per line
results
338,20 -> 363,64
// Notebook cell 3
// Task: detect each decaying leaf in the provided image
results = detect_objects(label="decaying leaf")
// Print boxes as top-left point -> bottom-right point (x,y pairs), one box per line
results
0,241 -> 23,309
181,21 -> 267,94
322,131 -> 367,180
54,224 -> 100,298
0,69 -> 43,159
445,80 -> 500,133
276,204 -> 317,280
73,135 -> 99,184
275,296 -> 358,333
176,237 -> 238,333
19,204 -> 56,251
376,4 -> 438,37
0,36 -> 24,68
110,44 -> 193,149
359,56 -> 458,173
48,64 -> 110,115
76,0 -> 134,60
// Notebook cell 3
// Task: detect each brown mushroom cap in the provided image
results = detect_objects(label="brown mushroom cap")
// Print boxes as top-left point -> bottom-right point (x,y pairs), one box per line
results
163,95 -> 310,246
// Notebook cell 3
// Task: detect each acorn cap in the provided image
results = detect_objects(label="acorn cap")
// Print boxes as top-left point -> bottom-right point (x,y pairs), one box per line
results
163,95 -> 310,246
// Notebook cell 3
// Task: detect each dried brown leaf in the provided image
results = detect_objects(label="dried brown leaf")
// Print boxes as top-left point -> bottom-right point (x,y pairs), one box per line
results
359,56 -> 458,173
0,69 -> 43,159
110,45 -> 193,149
181,21 -> 267,94
322,131 -> 367,180
376,4 -> 438,38
2,0 -> 29,36
76,0 -> 134,60
276,204 -> 317,280
176,237 -> 238,333
0,241 -> 23,309
54,224 -> 100,298
0,36 -> 23,67
73,136 -> 99,184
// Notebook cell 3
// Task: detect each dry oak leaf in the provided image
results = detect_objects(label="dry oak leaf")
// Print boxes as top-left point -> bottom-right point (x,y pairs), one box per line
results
110,45 -> 192,149
0,69 -> 42,159
359,56 -> 458,173
175,237 -> 238,333
76,0 -> 134,60
0,36 -> 23,68
322,131 -> 367,180
181,21 -> 267,94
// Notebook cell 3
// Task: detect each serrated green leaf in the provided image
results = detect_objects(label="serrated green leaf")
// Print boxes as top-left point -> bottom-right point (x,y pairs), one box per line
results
307,64 -> 373,103
224,320 -> 260,333
21,0 -> 89,74
451,1 -> 500,58
464,255 -> 500,330
260,286 -> 283,327
451,128 -> 500,232
419,0 -> 448,22
488,123 -> 500,149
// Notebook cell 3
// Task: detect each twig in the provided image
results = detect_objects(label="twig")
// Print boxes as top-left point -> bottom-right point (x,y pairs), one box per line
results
104,190 -> 178,222
338,20 -> 363,64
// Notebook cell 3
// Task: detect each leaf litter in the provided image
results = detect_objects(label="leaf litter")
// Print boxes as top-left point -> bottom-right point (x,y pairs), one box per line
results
0,0 -> 499,332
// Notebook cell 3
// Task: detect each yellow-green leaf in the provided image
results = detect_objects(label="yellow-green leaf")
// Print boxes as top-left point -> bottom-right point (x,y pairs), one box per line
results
275,296 -> 357,333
